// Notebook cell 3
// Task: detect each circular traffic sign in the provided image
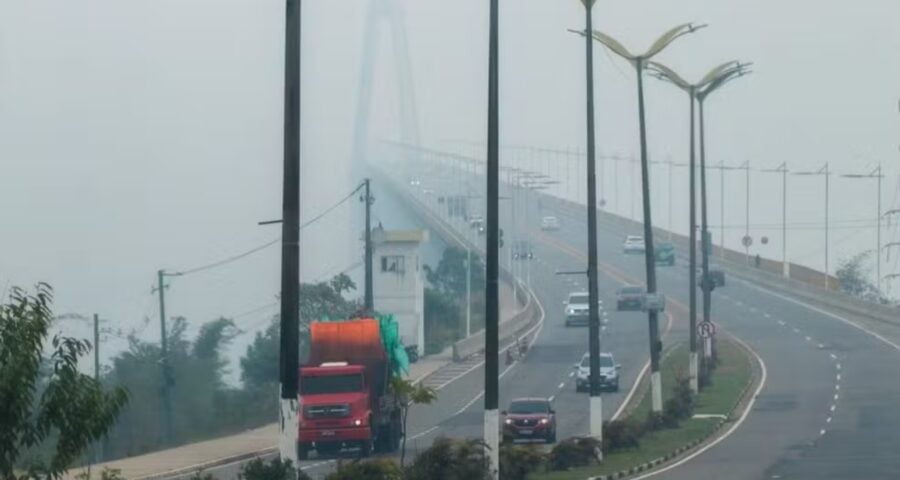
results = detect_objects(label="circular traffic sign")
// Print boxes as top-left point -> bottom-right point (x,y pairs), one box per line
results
699,321 -> 717,338
742,235 -> 753,248
761,236 -> 769,245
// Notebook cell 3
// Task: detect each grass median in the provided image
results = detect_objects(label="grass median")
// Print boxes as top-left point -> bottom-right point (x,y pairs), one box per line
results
528,337 -> 754,480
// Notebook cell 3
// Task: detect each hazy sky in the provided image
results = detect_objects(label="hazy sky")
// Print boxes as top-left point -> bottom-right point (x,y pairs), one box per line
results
1,0 -> 898,378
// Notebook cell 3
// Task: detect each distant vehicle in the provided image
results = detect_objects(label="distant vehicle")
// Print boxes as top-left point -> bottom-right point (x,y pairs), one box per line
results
540,216 -> 561,231
564,291 -> 590,327
408,179 -> 421,187
421,188 -> 434,195
574,352 -> 621,393
623,235 -> 646,254
297,317 -> 404,459
469,214 -> 484,229
616,286 -> 645,311
655,242 -> 675,266
502,398 -> 556,443
512,240 -> 534,260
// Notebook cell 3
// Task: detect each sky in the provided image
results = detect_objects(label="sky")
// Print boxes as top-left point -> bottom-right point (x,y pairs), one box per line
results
1,0 -> 898,381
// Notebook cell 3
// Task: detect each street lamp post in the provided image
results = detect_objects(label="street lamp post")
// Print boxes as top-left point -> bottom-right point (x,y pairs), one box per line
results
582,22 -> 706,413
761,163 -> 789,277
794,163 -> 832,289
841,164 -> 884,295
645,59 -> 747,393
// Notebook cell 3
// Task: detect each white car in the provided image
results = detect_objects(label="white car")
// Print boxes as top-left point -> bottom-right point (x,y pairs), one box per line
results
575,352 -> 621,392
563,292 -> 602,327
540,216 -> 561,231
623,235 -> 646,254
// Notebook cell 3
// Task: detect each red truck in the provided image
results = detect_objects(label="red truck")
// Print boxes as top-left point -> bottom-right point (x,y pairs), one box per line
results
297,317 -> 403,459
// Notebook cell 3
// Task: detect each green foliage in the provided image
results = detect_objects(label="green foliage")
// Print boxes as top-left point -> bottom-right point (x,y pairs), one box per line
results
423,288 -> 461,354
405,437 -> 491,480
238,457 -> 311,480
325,459 -> 404,480
662,376 -> 694,428
601,419 -> 641,452
0,284 -> 128,478
73,467 -> 126,480
836,252 -> 886,302
240,319 -> 281,388
547,437 -> 601,471
186,471 -> 215,480
390,377 -> 438,466
499,444 -> 545,480
424,247 -> 485,298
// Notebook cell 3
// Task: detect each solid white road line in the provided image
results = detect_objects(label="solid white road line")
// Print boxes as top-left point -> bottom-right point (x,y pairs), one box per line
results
627,332 -> 768,480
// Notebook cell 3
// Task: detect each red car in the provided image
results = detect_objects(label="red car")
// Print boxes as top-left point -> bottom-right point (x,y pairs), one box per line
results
502,398 -> 557,443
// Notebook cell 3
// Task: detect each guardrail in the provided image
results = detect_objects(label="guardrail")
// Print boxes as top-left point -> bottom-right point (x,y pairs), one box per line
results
371,167 -> 540,361
540,193 -> 900,327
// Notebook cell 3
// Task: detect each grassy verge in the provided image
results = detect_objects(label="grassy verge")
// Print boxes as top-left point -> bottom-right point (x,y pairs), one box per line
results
529,338 -> 753,480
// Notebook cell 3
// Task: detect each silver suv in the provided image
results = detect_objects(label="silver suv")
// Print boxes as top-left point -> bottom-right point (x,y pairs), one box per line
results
564,292 -> 590,327
575,352 -> 621,392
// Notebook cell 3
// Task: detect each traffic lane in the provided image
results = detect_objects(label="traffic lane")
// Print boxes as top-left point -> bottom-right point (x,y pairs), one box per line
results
709,282 -> 900,478
651,288 -> 841,479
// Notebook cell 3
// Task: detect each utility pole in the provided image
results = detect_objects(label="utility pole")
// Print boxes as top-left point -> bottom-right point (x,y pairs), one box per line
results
762,163 -> 789,277
580,0 -> 604,446
484,0 -> 500,476
93,313 -> 103,463
279,0 -> 301,466
466,247 -> 472,337
687,90 -> 698,393
154,270 -> 174,445
743,161 -> 750,265
363,178 -> 374,310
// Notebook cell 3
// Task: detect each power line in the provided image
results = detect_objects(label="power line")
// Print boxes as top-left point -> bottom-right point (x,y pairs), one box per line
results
170,182 -> 366,277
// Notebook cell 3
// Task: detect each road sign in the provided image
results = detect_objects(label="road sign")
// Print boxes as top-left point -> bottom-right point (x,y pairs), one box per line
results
698,321 -> 716,338
642,293 -> 666,312
761,236 -> 769,245
742,235 -> 753,248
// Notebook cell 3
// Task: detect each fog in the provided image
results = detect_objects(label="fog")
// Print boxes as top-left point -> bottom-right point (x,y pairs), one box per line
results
1,0 -> 898,380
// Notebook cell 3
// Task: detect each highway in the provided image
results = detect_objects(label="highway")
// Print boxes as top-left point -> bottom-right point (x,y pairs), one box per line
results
398,159 -> 900,479
198,163 -> 900,479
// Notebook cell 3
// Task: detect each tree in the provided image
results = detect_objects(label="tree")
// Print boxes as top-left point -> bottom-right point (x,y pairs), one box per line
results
325,459 -> 404,480
836,252 -> 884,303
424,248 -> 484,298
389,377 -> 437,467
238,457 -> 311,480
404,437 -> 491,480
423,289 -> 461,354
0,284 -> 128,478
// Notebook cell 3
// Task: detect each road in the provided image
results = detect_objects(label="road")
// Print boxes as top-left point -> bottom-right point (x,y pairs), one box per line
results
203,161 -> 900,479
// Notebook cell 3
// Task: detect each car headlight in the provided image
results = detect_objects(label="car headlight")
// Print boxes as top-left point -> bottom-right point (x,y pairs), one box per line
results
566,307 -> 574,315
540,418 -> 549,424
504,418 -> 512,425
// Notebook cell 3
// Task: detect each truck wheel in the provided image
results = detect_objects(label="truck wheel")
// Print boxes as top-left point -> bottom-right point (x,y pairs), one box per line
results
297,442 -> 310,461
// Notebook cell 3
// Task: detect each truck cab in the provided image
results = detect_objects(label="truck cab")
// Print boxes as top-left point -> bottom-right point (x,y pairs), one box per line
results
298,362 -> 372,457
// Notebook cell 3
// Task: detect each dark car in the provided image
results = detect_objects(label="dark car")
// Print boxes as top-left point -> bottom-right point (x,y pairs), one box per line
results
502,398 -> 556,443
655,242 -> 675,266
616,286 -> 645,311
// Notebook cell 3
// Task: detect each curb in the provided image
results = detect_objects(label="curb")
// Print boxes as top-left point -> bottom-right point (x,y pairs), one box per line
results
587,337 -> 761,480
128,447 -> 277,480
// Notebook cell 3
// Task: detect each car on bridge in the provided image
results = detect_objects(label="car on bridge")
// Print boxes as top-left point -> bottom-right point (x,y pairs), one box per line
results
564,291 -> 591,327
655,242 -> 675,266
574,352 -> 621,392
540,215 -> 561,231
616,285 -> 645,311
623,235 -> 646,254
502,397 -> 556,444
512,240 -> 534,260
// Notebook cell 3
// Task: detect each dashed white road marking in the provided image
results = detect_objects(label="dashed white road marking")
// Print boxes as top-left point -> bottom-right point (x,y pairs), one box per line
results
764,313 -> 772,318
817,343 -> 825,349
820,429 -> 827,436
834,393 -> 839,401
826,416 -> 832,423
548,395 -> 556,402
835,384 -> 840,391
557,382 -> 565,389
805,336 -> 812,342
836,363 -> 842,370
792,327 -> 801,333
829,353 -> 838,360
836,373 -> 841,381
569,371 -> 575,377
778,320 -> 786,326
830,404 -> 836,412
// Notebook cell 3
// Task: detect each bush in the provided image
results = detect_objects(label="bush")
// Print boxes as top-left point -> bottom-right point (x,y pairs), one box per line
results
238,457 -> 311,480
665,377 -> 694,420
405,437 -> 491,480
547,437 -> 601,471
642,411 -> 668,432
602,420 -> 641,452
325,459 -> 404,480
188,471 -> 215,480
499,444 -> 545,480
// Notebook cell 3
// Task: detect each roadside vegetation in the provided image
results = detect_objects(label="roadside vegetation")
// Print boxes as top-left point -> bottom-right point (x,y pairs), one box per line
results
423,247 -> 486,354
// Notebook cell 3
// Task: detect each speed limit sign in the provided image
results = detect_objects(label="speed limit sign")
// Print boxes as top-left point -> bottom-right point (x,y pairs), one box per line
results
699,321 -> 717,338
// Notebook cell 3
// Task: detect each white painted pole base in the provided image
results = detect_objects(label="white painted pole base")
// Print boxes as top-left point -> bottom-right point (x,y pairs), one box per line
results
279,396 -> 299,466
689,352 -> 699,393
590,395 -> 604,461
484,409 -> 500,480
783,261 -> 790,279
651,371 -> 663,413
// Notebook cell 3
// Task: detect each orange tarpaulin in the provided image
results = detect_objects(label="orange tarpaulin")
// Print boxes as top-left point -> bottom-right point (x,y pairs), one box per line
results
308,318 -> 387,366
